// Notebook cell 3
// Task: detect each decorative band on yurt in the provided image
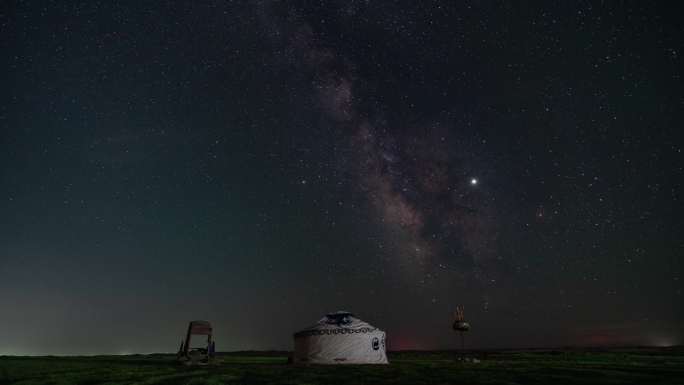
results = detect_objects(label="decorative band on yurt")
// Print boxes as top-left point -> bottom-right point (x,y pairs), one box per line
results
293,327 -> 377,338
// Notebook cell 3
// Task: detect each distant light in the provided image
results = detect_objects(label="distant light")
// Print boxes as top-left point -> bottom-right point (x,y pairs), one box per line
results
470,178 -> 478,186
649,336 -> 678,347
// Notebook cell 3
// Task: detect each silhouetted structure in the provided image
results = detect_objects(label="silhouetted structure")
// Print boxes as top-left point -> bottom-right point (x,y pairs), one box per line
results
452,306 -> 470,353
177,320 -> 215,365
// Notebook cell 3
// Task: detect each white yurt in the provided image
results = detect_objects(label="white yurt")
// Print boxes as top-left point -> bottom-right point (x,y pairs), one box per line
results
292,311 -> 388,364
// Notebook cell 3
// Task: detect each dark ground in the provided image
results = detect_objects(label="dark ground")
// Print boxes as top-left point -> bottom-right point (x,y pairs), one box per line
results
1,348 -> 683,385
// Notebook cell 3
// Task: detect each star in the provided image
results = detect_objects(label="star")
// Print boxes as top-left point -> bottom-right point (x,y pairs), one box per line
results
470,178 -> 478,186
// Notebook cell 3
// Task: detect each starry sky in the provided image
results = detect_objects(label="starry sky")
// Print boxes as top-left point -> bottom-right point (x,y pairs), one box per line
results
1,1 -> 682,355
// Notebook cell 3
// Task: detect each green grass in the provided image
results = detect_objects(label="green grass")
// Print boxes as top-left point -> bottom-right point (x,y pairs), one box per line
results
1,348 -> 683,385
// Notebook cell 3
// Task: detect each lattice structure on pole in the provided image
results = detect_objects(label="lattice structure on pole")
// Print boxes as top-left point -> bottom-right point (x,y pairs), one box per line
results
452,306 -> 470,352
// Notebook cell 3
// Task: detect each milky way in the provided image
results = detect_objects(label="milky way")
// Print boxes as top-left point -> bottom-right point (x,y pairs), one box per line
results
259,3 -> 499,284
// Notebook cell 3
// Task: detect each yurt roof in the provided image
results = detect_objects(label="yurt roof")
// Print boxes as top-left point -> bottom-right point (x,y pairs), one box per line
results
294,311 -> 379,338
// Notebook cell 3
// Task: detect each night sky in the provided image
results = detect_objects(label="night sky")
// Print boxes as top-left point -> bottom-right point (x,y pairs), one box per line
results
1,1 -> 682,355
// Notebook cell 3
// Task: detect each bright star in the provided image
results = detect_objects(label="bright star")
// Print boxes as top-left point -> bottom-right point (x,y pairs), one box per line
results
470,178 -> 478,186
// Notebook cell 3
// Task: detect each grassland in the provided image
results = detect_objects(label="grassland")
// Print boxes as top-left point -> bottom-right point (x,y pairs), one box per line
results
1,348 -> 682,385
